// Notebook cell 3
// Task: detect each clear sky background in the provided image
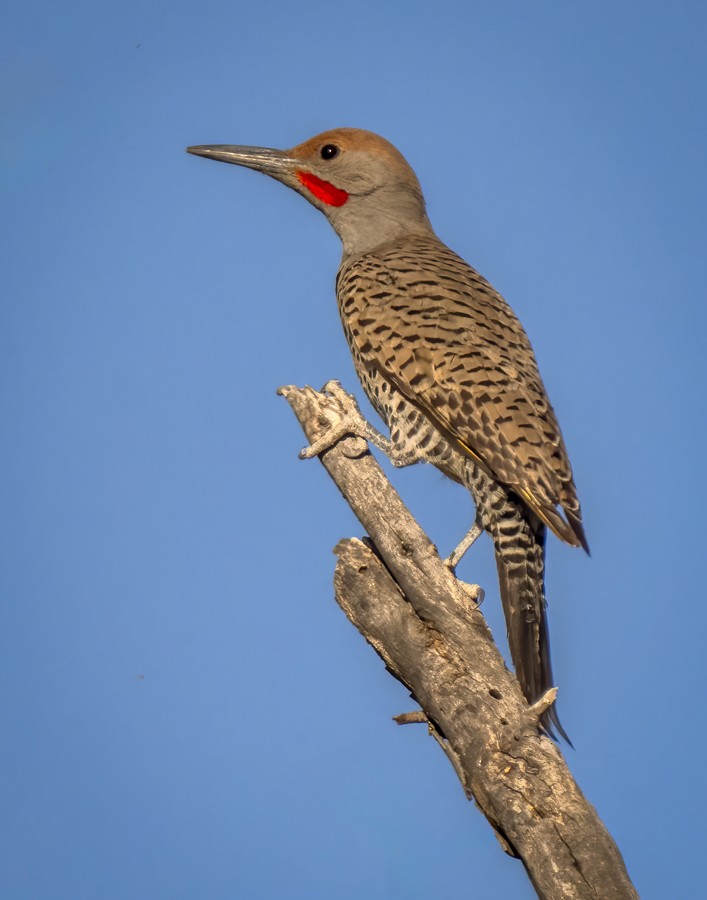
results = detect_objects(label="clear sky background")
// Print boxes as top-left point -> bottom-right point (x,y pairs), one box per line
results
3,2 -> 706,898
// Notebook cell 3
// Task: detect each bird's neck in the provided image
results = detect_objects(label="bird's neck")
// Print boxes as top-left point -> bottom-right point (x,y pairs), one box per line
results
330,188 -> 435,260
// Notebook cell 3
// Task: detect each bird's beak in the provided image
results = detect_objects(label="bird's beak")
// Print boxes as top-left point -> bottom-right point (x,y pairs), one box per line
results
186,144 -> 298,180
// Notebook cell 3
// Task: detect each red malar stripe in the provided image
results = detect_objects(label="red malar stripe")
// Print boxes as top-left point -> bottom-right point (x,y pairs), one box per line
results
296,171 -> 349,207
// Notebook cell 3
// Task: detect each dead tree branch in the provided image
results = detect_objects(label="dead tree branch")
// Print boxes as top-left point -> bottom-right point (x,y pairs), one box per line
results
278,382 -> 637,900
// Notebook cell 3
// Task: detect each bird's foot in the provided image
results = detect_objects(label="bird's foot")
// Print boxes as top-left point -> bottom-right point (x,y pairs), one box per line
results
296,380 -> 372,460
457,581 -> 485,609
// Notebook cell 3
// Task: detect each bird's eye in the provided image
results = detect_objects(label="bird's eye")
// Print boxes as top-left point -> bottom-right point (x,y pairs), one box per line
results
320,144 -> 339,160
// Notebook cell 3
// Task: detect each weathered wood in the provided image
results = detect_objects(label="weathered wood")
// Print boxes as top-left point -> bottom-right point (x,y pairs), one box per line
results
279,382 -> 637,900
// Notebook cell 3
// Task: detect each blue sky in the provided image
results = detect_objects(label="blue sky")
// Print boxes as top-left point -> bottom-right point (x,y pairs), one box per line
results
3,1 -> 706,897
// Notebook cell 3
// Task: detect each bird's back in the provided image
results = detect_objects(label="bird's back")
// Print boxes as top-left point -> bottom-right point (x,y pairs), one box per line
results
336,233 -> 586,550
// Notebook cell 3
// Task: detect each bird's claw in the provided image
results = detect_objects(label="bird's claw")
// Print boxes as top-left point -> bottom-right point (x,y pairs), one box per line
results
460,582 -> 485,608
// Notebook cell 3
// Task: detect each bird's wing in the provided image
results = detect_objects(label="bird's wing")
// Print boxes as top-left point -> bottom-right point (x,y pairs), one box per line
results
338,236 -> 587,550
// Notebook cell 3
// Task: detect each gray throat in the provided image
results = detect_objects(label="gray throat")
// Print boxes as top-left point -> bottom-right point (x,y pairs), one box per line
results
330,186 -> 434,260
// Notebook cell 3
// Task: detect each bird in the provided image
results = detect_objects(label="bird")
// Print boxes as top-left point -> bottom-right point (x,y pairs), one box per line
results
187,128 -> 588,742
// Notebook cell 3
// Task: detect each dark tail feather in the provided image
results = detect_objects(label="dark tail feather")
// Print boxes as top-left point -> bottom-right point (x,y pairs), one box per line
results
491,514 -> 572,745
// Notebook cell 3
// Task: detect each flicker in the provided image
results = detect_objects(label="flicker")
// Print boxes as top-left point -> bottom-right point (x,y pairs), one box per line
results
187,129 -> 588,742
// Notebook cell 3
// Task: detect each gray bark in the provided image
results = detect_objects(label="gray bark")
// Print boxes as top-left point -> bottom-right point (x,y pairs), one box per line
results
279,383 -> 637,900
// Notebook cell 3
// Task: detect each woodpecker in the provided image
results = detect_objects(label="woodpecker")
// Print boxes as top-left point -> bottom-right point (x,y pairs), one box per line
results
187,129 -> 588,741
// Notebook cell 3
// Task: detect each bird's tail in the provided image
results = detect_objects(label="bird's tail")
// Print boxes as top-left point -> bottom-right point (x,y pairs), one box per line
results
490,507 -> 571,744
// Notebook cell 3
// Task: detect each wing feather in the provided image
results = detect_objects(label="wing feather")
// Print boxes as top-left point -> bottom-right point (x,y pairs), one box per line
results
338,236 -> 588,550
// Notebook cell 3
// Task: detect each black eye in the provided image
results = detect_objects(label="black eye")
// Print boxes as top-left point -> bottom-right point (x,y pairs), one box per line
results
320,144 -> 339,160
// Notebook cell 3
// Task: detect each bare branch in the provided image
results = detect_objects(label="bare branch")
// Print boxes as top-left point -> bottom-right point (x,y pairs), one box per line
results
279,382 -> 638,900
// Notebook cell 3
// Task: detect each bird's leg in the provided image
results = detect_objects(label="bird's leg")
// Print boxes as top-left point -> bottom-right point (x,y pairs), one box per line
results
447,518 -> 484,569
316,385 -> 420,467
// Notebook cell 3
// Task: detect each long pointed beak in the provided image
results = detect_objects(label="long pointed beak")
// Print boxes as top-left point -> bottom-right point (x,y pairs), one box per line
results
186,144 -> 298,178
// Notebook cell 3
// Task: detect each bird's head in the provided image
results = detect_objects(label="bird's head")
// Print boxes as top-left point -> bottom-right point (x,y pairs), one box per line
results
187,128 -> 433,257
